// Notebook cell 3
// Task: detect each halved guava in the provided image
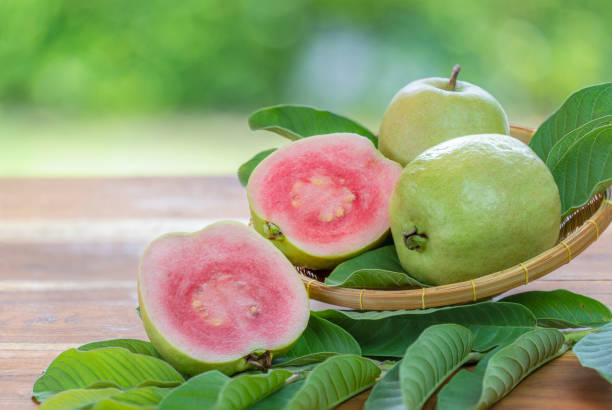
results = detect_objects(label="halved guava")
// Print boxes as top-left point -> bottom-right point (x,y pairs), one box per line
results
138,221 -> 310,376
247,133 -> 403,269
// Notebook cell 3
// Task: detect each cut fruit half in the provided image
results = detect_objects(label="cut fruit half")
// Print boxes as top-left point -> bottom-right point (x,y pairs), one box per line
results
138,221 -> 310,376
247,133 -> 402,269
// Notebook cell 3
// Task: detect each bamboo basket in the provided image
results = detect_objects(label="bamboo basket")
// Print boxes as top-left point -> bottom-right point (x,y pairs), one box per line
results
299,126 -> 612,310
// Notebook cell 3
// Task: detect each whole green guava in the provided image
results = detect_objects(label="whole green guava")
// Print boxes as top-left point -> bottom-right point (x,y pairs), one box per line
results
389,133 -> 561,285
379,65 -> 510,166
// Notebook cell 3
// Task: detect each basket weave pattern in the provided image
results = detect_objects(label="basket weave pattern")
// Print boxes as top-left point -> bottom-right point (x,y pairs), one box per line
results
299,126 -> 612,310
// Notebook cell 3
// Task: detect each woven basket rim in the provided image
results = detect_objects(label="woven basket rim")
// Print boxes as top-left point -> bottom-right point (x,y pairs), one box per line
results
300,126 -> 612,310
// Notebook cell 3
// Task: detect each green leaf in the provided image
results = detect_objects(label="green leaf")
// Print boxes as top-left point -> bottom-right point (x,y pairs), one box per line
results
437,328 -> 566,410
220,370 -> 293,409
248,105 -> 377,146
276,314 -> 361,364
250,380 -> 306,410
273,353 -> 340,369
40,387 -> 172,410
324,246 -> 430,289
574,322 -> 612,383
158,369 -> 291,410
92,401 -> 154,410
78,339 -> 161,358
529,83 -> 612,161
545,115 -> 612,169
316,302 -> 536,357
39,388 -> 120,410
365,324 -> 473,410
399,324 -> 474,409
158,370 -> 228,410
549,124 -> 612,215
33,348 -> 184,402
92,387 -> 171,410
284,355 -> 381,410
363,362 -> 402,410
237,148 -> 276,187
500,290 -> 612,328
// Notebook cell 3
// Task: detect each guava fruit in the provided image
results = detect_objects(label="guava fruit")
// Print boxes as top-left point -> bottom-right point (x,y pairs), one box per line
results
379,65 -> 510,166
138,221 -> 310,376
389,133 -> 561,285
247,133 -> 403,270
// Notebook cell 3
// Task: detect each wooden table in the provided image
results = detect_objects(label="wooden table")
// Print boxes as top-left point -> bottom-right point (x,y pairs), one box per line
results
1,177 -> 611,409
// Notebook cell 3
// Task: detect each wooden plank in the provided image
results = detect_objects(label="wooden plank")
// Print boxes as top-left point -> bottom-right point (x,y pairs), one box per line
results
0,348 -> 62,409
0,289 -> 145,344
0,177 -> 250,219
1,177 -> 611,409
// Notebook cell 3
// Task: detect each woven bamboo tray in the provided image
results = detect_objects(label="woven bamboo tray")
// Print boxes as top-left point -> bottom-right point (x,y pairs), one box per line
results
299,125 -> 612,310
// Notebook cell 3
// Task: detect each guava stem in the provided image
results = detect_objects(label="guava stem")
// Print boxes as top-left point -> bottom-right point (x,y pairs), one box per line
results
447,64 -> 461,91
245,351 -> 272,372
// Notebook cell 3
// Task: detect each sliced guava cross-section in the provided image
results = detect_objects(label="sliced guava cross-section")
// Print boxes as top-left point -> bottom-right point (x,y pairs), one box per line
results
138,221 -> 310,376
247,133 -> 403,269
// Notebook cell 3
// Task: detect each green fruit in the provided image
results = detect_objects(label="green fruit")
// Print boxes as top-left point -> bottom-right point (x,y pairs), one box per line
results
138,221 -> 310,376
379,65 -> 510,166
389,134 -> 561,285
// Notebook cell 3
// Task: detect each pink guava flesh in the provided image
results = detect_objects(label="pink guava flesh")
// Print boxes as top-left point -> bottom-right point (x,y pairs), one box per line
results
139,222 -> 309,363
248,133 -> 403,256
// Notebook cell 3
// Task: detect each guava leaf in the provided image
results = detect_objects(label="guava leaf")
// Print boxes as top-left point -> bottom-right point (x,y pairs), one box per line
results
92,401 -> 154,410
237,148 -> 276,187
39,388 -> 120,410
249,104 -> 378,146
364,361 -> 403,410
157,369 -> 291,410
529,83 -> 612,161
546,115 -> 612,169
90,387 -> 171,410
437,328 -> 567,410
250,380 -> 306,410
283,355 -> 381,410
324,245 -> 431,289
315,302 -> 536,357
32,348 -> 184,402
573,322 -> 612,383
275,313 -> 361,365
78,339 -> 161,358
548,124 -> 612,215
399,324 -> 474,409
157,370 -> 228,410
365,324 -> 473,410
273,353 -> 340,370
500,290 -> 612,328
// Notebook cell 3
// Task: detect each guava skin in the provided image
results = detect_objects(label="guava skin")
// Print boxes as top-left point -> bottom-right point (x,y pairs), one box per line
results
249,208 -> 389,270
379,77 -> 510,166
389,134 -> 561,285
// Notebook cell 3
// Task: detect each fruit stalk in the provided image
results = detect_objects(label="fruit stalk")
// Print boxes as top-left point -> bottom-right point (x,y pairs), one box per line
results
447,64 -> 461,91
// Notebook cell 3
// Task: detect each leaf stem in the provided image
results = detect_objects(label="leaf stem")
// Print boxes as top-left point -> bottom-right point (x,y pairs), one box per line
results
465,351 -> 485,364
563,328 -> 596,345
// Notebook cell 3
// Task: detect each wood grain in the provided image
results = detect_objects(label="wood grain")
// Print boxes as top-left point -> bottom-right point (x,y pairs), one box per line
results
0,177 -> 611,409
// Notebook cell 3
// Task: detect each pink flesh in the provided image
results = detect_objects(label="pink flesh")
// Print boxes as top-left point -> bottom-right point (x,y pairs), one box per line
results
248,133 -> 403,256
140,222 -> 309,362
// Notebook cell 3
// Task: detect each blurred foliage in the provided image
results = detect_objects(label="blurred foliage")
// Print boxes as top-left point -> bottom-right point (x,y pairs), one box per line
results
0,0 -> 611,120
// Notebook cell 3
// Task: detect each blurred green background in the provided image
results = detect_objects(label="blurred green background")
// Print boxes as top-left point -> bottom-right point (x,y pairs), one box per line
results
2,0 -> 611,176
